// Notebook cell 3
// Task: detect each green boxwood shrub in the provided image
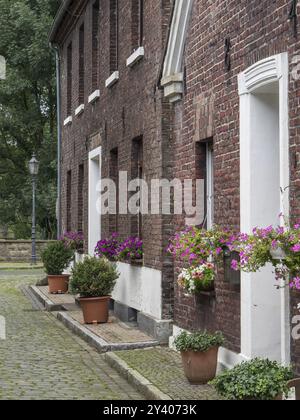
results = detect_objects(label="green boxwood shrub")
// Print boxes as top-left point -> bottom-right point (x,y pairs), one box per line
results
70,257 -> 119,298
41,241 -> 74,275
174,331 -> 224,353
211,358 -> 293,400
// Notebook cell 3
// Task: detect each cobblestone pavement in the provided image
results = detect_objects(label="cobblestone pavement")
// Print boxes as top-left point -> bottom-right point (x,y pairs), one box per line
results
116,348 -> 220,400
0,272 -> 143,400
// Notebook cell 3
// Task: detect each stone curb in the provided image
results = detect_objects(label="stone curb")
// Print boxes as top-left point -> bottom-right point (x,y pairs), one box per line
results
104,352 -> 172,400
29,285 -> 63,312
56,311 -> 110,352
27,285 -> 160,353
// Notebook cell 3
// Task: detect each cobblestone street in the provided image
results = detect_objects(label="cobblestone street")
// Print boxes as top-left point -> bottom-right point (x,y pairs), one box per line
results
0,271 -> 143,400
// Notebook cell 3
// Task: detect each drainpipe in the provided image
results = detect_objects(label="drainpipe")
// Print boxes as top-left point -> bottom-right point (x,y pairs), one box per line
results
52,44 -> 62,239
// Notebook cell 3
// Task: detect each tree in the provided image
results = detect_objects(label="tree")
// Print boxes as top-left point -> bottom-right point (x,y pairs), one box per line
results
0,0 -> 59,239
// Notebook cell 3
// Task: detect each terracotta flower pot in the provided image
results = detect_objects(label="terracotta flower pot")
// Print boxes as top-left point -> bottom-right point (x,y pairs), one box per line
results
181,346 -> 219,385
48,275 -> 70,294
79,296 -> 111,324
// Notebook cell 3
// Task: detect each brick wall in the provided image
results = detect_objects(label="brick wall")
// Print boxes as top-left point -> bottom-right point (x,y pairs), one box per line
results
172,0 -> 300,356
54,0 -> 174,319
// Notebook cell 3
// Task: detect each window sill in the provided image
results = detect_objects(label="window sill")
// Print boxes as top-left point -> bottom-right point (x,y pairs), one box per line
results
105,71 -> 119,88
88,89 -> 100,104
63,116 -> 72,126
75,104 -> 85,116
126,47 -> 145,68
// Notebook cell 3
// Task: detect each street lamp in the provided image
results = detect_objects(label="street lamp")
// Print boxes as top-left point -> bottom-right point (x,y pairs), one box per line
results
28,154 -> 39,265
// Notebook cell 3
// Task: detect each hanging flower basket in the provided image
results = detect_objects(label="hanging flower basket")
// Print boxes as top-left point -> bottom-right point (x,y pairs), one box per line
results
270,246 -> 286,261
177,263 -> 215,295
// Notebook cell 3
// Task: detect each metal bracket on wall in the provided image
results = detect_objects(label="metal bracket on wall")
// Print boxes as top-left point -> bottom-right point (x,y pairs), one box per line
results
224,38 -> 231,72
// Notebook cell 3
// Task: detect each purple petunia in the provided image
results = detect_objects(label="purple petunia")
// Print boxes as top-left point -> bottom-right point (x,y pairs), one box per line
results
231,259 -> 239,271
291,244 -> 300,253
60,231 -> 84,251
95,234 -> 121,260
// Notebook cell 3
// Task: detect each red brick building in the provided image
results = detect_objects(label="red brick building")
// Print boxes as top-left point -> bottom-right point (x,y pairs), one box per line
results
49,0 -> 175,342
50,0 -> 300,374
161,0 -> 300,373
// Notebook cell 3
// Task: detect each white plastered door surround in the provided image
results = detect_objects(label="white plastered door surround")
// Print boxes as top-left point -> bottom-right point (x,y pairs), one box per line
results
88,146 -> 102,255
238,53 -> 290,364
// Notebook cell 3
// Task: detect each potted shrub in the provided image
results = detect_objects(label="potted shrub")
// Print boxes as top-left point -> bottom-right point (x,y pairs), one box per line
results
70,257 -> 119,324
211,358 -> 293,400
41,241 -> 74,294
174,331 -> 224,384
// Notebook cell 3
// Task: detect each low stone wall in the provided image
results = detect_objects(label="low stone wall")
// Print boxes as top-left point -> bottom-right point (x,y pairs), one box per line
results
0,240 -> 54,262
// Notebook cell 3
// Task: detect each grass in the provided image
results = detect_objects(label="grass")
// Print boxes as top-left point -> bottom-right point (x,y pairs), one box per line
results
0,262 -> 44,271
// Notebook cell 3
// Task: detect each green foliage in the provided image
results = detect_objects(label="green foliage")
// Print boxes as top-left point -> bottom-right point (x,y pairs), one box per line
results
41,241 -> 74,275
211,358 -> 293,400
70,258 -> 119,298
174,331 -> 224,353
0,0 -> 59,239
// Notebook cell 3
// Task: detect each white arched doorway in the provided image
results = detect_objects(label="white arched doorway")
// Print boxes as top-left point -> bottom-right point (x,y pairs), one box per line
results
238,53 -> 290,364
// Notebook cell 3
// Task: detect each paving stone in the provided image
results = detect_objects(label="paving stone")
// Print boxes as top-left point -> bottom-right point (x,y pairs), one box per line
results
0,272 -> 143,400
69,310 -> 157,344
115,347 -> 220,400
34,286 -> 159,347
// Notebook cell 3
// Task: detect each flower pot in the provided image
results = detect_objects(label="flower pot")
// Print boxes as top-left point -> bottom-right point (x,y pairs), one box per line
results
48,275 -> 70,294
79,296 -> 111,324
181,346 -> 219,385
197,282 -> 215,293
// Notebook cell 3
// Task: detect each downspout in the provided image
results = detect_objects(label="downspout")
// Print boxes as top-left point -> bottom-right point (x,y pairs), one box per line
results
51,44 -> 62,239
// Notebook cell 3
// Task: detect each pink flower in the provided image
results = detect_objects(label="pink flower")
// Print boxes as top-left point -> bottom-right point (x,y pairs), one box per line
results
231,259 -> 239,271
291,244 -> 300,253
290,277 -> 300,290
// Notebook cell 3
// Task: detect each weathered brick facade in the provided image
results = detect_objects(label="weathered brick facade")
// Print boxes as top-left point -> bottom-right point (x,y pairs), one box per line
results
51,0 -> 300,374
51,0 -> 175,320
170,0 -> 300,372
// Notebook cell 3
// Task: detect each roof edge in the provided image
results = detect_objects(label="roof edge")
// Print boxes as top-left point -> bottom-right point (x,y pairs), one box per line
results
49,0 -> 73,44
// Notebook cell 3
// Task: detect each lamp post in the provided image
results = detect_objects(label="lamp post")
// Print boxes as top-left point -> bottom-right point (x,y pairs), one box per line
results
28,154 -> 39,265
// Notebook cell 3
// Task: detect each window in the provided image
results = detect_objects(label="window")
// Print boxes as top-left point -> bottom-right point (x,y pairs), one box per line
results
131,0 -> 144,51
78,164 -> 84,232
67,170 -> 72,232
79,24 -> 85,104
109,148 -> 119,233
195,140 -> 214,229
206,143 -> 214,229
131,137 -> 143,239
92,0 -> 99,90
67,43 -> 72,116
110,0 -> 119,73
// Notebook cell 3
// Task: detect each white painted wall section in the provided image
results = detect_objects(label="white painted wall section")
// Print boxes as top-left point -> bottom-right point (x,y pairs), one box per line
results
112,262 -> 162,320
